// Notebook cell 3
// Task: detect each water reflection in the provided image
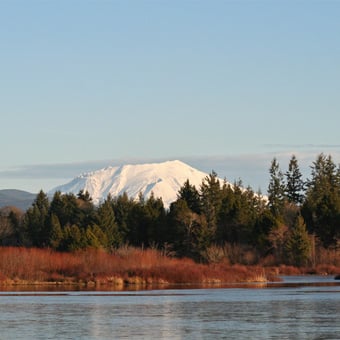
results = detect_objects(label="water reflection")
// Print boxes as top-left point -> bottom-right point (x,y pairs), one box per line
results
0,275 -> 339,294
0,277 -> 339,339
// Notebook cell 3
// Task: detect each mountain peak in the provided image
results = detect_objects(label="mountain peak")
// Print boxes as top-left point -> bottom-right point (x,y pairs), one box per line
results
49,160 -> 222,208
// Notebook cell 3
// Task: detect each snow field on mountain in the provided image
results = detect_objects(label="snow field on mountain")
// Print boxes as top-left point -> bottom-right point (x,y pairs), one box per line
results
50,160 -> 225,208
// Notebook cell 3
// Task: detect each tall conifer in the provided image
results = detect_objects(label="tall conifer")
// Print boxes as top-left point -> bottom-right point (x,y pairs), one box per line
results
267,158 -> 285,219
285,155 -> 305,205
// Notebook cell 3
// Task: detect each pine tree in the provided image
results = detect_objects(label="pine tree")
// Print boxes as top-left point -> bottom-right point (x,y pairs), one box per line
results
216,184 -> 237,243
97,195 -> 122,250
285,215 -> 311,266
200,171 -> 222,243
177,179 -> 201,214
267,158 -> 285,218
49,191 -> 66,225
76,190 -> 95,227
112,192 -> 134,243
24,190 -> 50,247
217,182 -> 257,244
77,190 -> 92,202
49,213 -> 63,250
84,225 -> 107,249
8,209 -> 25,245
168,199 -> 204,259
61,224 -> 83,251
51,192 -> 78,227
144,192 -> 166,244
302,154 -> 340,247
285,155 -> 305,205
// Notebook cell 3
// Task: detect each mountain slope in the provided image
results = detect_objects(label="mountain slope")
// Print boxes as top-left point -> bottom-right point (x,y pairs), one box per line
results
49,160 -> 224,208
0,189 -> 36,211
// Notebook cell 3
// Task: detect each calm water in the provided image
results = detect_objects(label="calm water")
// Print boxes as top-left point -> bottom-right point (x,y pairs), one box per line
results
0,276 -> 339,339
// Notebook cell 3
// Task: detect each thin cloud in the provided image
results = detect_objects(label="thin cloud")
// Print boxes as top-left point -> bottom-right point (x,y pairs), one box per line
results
2,151 -> 340,194
263,144 -> 340,150
0,157 -> 175,179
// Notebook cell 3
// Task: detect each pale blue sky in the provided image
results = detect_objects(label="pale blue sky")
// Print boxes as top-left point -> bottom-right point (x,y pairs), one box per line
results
1,0 -> 340,193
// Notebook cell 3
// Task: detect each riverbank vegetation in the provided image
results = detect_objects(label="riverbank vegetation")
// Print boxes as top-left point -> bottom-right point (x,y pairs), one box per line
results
1,246 -> 338,287
0,246 -> 272,286
0,153 -> 339,285
0,246 -> 338,287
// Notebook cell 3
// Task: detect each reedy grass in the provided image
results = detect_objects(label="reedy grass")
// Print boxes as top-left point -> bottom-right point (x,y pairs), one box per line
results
0,246 -> 272,286
1,246 -> 338,287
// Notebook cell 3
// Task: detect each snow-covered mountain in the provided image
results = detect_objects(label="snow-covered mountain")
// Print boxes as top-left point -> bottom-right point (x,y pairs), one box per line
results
49,160 -> 226,208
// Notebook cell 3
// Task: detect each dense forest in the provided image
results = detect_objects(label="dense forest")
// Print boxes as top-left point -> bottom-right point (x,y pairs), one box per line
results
0,154 -> 339,267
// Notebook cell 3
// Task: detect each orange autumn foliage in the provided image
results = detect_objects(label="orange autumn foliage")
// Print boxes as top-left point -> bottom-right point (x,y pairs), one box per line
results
0,246 -> 270,286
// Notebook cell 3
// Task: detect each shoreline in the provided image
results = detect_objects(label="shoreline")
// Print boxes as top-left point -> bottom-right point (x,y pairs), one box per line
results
0,275 -> 339,294
0,247 -> 339,290
1,269 -> 339,290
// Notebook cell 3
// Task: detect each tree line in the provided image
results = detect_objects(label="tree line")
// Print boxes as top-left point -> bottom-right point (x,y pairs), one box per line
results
0,153 -> 339,266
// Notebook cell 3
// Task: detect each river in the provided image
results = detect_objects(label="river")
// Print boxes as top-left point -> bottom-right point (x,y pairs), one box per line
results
0,276 -> 339,339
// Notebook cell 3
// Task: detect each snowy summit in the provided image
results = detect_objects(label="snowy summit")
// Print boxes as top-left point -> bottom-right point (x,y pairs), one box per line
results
49,160 -> 225,208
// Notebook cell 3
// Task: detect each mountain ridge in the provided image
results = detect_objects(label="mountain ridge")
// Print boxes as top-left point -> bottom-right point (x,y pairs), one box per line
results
49,160 -> 227,208
0,189 -> 37,211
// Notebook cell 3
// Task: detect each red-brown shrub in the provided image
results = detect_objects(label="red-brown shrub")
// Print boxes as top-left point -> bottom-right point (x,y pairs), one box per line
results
0,247 -> 276,286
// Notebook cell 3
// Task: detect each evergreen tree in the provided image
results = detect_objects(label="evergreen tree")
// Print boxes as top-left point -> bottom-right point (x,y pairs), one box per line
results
193,214 -> 211,260
24,190 -> 50,247
84,225 -> 107,249
91,224 -> 108,247
216,182 -> 256,244
168,199 -> 202,258
0,209 -> 13,245
0,207 -> 25,246
177,179 -> 201,214
77,190 -> 92,202
253,207 -> 277,254
8,209 -> 25,245
50,193 -> 78,227
75,190 -> 96,227
267,158 -> 285,218
144,193 -> 166,245
112,192 -> 134,243
285,215 -> 311,266
285,155 -> 305,205
49,191 -> 66,225
61,224 -> 83,251
49,213 -> 63,250
128,199 -> 148,246
302,154 -> 340,247
216,184 -> 237,243
199,171 -> 222,244
97,195 -> 122,250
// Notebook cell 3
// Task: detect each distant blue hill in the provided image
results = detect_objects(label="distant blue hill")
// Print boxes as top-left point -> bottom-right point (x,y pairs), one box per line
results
0,189 -> 36,211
